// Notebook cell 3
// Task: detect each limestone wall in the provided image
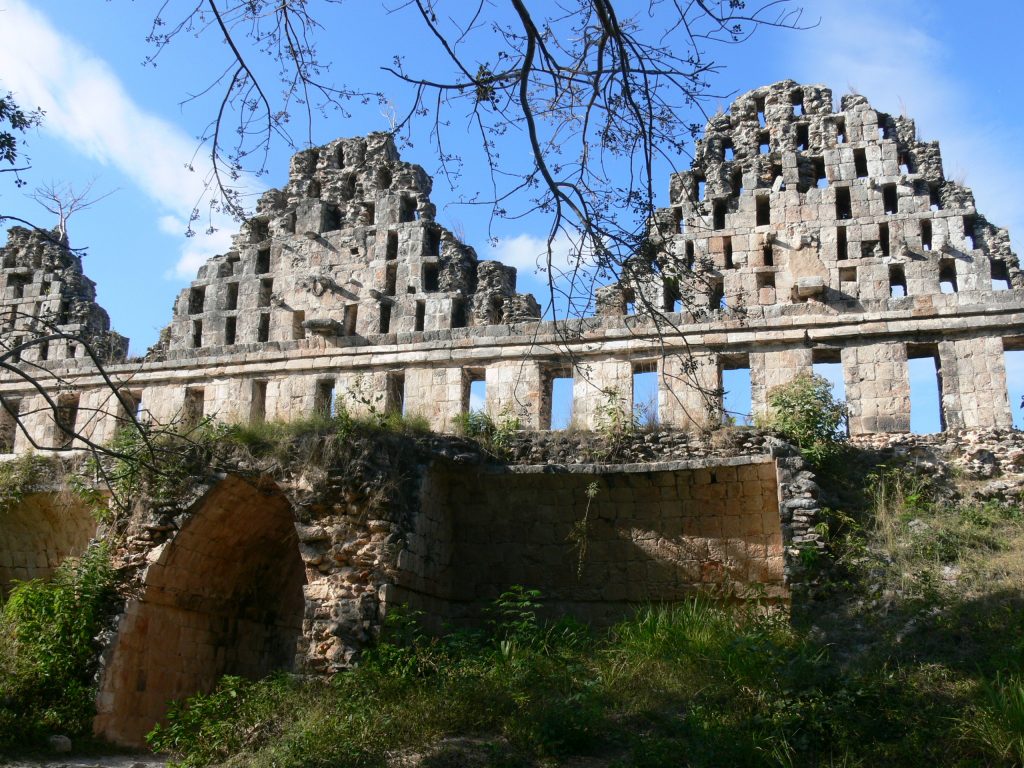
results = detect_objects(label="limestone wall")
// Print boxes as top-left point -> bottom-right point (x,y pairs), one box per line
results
3,83 -> 1023,449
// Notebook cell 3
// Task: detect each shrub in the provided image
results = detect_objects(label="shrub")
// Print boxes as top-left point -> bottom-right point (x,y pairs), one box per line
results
757,372 -> 847,465
0,543 -> 116,750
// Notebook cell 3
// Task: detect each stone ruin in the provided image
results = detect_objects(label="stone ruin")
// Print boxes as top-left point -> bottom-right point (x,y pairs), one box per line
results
0,80 -> 1022,744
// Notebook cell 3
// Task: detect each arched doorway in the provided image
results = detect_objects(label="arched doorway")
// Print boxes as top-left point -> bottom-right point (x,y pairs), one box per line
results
94,476 -> 306,746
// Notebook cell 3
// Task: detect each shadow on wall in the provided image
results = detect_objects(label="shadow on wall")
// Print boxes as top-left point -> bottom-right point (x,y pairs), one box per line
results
395,460 -> 785,628
93,476 -> 306,747
0,492 -> 98,597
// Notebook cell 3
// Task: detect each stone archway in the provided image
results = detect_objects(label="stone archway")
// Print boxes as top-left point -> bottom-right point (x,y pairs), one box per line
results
0,492 -> 97,596
94,476 -> 306,746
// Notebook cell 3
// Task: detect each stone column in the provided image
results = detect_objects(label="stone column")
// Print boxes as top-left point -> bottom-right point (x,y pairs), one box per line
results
404,366 -> 464,432
659,351 -> 720,432
572,359 -> 634,430
843,342 -> 910,434
485,360 -> 543,428
939,337 -> 1013,429
750,348 -> 813,418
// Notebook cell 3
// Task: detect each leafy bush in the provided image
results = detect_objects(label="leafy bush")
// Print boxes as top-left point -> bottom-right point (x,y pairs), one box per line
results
0,453 -> 49,514
758,372 -> 847,465
0,543 -> 116,750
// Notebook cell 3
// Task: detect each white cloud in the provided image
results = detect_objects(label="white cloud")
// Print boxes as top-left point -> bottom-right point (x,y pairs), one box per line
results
788,0 -> 1023,251
488,232 -> 577,273
0,0 -> 259,279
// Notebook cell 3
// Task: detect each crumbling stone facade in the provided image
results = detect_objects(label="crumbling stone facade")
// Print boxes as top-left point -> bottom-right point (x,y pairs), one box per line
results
2,84 -> 1020,447
1,81 -> 1023,746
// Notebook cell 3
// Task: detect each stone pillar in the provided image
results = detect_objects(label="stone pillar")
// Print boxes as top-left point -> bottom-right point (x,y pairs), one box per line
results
485,360 -> 543,428
843,342 -> 910,434
572,359 -> 633,430
659,352 -> 720,432
404,366 -> 464,432
750,348 -> 813,418
939,338 -> 1012,429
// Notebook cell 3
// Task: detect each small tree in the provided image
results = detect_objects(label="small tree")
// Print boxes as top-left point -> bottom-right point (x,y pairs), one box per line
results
758,373 -> 847,465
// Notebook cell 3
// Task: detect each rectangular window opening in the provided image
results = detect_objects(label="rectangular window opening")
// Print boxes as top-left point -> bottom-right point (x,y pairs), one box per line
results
343,304 -> 358,336
755,195 -> 770,226
722,140 -> 734,161
939,259 -> 958,294
463,369 -> 486,414
0,398 -> 20,453
796,123 -> 809,152
257,312 -> 270,342
837,226 -> 848,261
37,340 -> 48,361
188,286 -> 205,315
908,346 -> 945,433
812,353 -> 847,433
427,229 -> 441,257
423,262 -> 440,292
224,316 -> 236,346
879,223 -> 890,257
414,300 -> 426,332
921,220 -> 933,251
250,219 -> 269,243
758,131 -> 770,155
755,97 -> 766,127
323,204 -> 342,232
712,200 -> 726,230
684,240 -> 695,269
250,380 -> 267,424
992,259 -> 1011,291
791,89 -> 805,116
762,244 -> 774,267
696,178 -> 706,201
226,282 -> 239,310
839,265 -> 857,283
192,319 -> 203,348
835,118 -> 846,144
54,394 -> 80,450
814,157 -> 828,188
361,202 -> 376,225
1004,342 -> 1024,429
386,231 -> 399,261
720,356 -> 752,426
385,372 -> 406,416
378,303 -> 392,333
544,370 -> 574,430
708,277 -> 725,311
258,278 -> 273,308
835,187 -> 852,220
674,207 -> 685,234
963,216 -> 977,250
450,298 -> 467,329
315,380 -> 336,418
632,361 -> 659,428
385,261 -> 398,296
255,248 -> 271,274
183,388 -> 204,430
930,184 -> 942,212
663,278 -> 682,312
883,184 -> 899,215
399,196 -> 417,223
853,148 -> 868,178
889,265 -> 907,298
723,236 -> 734,269
292,310 -> 305,340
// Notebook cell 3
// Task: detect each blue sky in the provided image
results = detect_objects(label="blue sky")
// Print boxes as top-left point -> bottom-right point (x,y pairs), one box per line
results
1,0 -> 1023,430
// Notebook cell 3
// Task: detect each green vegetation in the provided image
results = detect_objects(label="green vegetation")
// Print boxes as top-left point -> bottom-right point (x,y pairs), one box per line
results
453,407 -> 521,457
0,543 -> 116,751
0,453 -> 49,513
757,372 -> 847,465
146,449 -> 1024,768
